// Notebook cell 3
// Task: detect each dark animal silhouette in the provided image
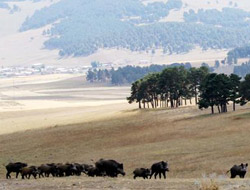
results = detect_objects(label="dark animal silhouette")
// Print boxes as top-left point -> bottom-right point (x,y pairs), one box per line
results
38,163 -> 59,178
20,166 -> 38,179
82,164 -> 94,174
133,168 -> 151,179
227,163 -> 248,178
57,163 -> 77,177
6,162 -> 28,179
150,161 -> 169,179
87,166 -> 104,177
95,159 -> 125,177
72,163 -> 84,176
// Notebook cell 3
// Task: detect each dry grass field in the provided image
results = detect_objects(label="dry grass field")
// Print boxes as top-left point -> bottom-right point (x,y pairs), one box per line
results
1,103 -> 250,189
1,75 -> 250,189
0,75 -> 133,134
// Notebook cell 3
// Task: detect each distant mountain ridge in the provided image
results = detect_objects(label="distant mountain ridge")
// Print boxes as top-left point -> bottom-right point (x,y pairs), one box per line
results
0,0 -> 249,66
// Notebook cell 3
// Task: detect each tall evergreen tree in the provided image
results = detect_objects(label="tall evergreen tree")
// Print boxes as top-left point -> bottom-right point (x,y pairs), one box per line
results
188,66 -> 209,104
229,74 -> 241,111
240,74 -> 250,105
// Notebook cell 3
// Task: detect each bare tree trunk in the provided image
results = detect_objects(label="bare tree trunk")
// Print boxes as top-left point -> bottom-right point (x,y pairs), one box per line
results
195,86 -> 197,105
211,106 -> 214,114
139,101 -> 142,109
176,99 -> 179,108
170,99 -> 174,108
217,105 -> 220,113
233,101 -> 236,111
222,104 -> 224,113
151,101 -> 154,109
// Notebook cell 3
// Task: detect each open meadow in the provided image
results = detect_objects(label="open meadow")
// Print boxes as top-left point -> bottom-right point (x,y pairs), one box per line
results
1,75 -> 250,189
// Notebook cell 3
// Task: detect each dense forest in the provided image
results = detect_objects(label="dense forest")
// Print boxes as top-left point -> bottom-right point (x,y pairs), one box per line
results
127,66 -> 250,114
227,45 -> 250,64
18,0 -> 250,57
86,63 -> 192,85
234,61 -> 250,77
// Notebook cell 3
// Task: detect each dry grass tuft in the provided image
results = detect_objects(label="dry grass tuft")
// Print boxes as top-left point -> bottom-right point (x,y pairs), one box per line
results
199,179 -> 219,190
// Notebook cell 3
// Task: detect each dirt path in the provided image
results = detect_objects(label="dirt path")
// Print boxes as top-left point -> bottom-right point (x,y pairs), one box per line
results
1,177 -> 250,190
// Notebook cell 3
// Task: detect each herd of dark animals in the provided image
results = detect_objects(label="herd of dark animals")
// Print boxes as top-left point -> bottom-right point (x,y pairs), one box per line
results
5,160 -> 168,180
4,159 -> 248,180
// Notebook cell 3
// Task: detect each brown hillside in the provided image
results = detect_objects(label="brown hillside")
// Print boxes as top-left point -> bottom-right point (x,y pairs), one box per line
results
1,105 -> 250,179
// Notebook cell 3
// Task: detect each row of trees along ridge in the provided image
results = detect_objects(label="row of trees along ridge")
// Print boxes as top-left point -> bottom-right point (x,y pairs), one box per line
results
127,66 -> 250,114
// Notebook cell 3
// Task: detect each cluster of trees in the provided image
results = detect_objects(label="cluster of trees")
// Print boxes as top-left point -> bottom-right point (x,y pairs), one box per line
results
184,8 -> 250,27
127,66 -> 209,109
227,45 -> 250,64
127,66 -> 250,114
86,63 -> 191,85
86,69 -> 111,83
234,61 -> 250,77
19,0 -> 250,57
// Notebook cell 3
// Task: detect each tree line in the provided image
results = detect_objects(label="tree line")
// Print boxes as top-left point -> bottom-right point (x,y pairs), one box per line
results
127,66 -> 250,114
227,45 -> 250,64
234,61 -> 250,77
86,63 -> 192,85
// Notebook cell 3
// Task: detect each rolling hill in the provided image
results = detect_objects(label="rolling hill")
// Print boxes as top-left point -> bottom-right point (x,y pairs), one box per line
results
0,103 -> 250,189
0,0 -> 249,67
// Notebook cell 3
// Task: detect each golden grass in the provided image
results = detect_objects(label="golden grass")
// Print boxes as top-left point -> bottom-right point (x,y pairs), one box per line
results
199,179 -> 219,190
1,105 -> 250,189
1,104 -> 250,179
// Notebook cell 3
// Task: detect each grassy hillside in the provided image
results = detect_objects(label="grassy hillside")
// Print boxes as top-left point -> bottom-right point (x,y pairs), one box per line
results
1,105 -> 250,179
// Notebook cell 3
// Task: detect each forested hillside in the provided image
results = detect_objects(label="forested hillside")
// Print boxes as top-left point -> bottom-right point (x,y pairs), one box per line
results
227,45 -> 250,64
234,61 -> 250,77
18,0 -> 250,57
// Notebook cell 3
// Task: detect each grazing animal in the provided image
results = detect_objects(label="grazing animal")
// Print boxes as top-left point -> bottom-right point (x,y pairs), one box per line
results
20,166 -> 38,179
133,168 -> 151,179
72,163 -> 84,176
95,159 -> 125,177
150,161 -> 169,179
82,164 -> 94,174
6,162 -> 28,179
227,163 -> 248,178
57,163 -> 77,177
87,166 -> 104,177
38,164 -> 59,178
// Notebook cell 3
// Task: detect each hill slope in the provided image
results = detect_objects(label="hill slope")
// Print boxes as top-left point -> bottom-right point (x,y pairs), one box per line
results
19,0 -> 250,57
1,105 -> 250,178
